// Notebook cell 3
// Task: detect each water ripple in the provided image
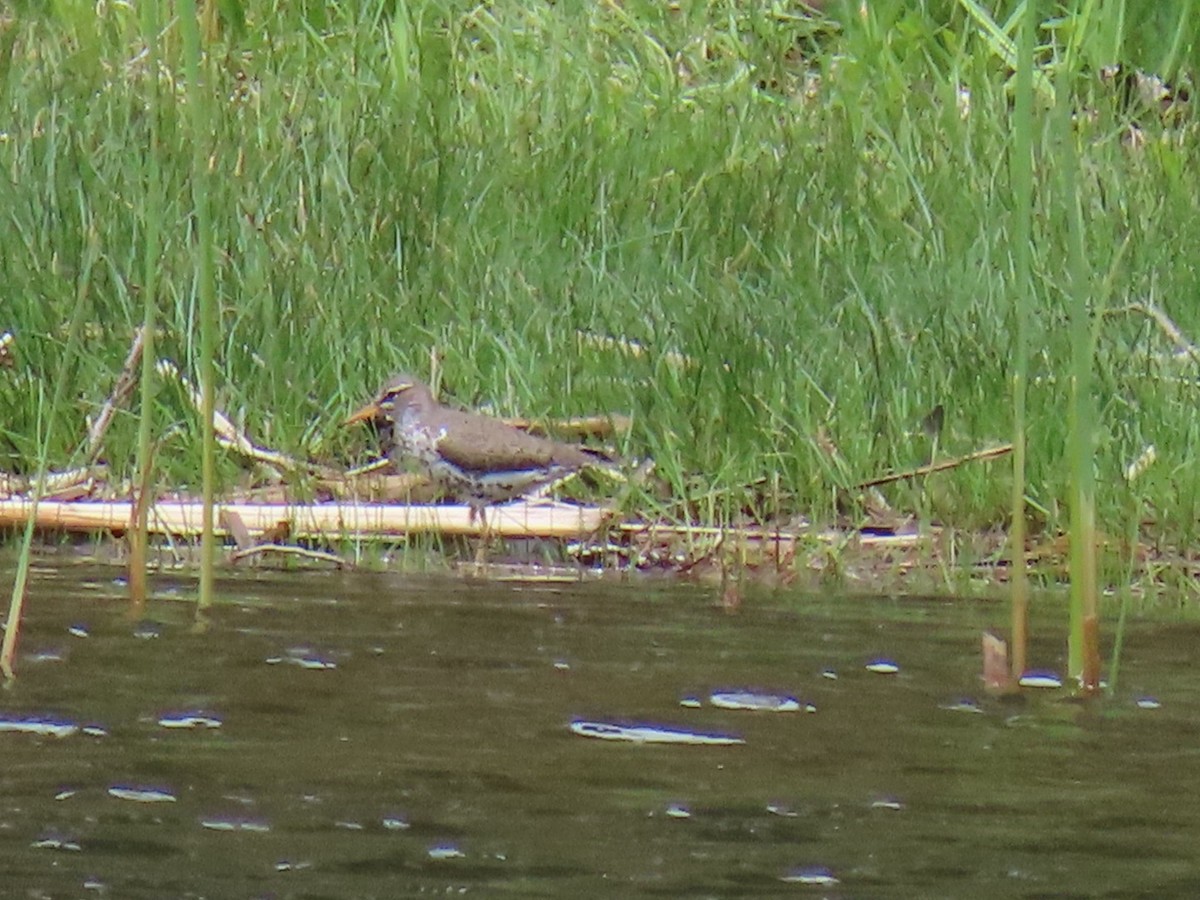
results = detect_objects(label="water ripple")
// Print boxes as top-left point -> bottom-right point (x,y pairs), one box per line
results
569,720 -> 745,746
108,785 -> 177,803
0,715 -> 79,738
709,690 -> 802,712
158,711 -> 223,729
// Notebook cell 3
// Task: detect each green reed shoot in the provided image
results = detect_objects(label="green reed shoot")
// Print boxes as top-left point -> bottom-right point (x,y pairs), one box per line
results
176,0 -> 218,610
1006,0 -> 1037,680
1,231 -> 97,679
1055,19 -> 1101,689
129,0 -> 165,605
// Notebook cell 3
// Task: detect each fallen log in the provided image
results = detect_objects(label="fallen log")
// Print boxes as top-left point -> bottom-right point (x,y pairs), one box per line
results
0,499 -> 612,540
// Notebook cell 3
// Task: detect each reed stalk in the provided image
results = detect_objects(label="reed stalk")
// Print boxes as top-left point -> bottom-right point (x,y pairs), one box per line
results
1,238 -> 96,679
129,0 -> 165,605
1056,33 -> 1101,690
1006,0 -> 1037,681
176,0 -> 218,610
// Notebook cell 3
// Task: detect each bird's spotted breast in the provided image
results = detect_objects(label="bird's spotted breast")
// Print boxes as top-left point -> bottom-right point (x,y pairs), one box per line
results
396,424 -> 478,495
396,423 -> 447,465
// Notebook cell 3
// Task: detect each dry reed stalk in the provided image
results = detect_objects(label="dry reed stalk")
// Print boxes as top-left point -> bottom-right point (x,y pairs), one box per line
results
0,498 -> 612,540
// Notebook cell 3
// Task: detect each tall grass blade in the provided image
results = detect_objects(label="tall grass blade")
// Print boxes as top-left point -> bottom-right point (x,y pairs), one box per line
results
1160,1 -> 1190,77
1055,20 -> 1100,690
1007,0 -> 1037,681
129,0 -> 165,605
1,233 -> 97,679
177,0 -> 218,611
956,0 -> 1055,101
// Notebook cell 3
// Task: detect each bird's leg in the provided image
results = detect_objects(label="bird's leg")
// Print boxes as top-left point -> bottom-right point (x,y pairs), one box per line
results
470,500 -> 491,570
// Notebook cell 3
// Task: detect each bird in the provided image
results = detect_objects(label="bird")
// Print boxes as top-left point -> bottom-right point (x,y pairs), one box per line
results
345,373 -> 609,520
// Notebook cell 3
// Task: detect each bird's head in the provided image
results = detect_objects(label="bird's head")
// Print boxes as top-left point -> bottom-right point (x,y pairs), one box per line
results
345,373 -> 432,426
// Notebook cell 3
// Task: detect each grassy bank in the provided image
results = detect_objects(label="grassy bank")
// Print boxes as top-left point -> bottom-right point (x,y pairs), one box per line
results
1,2 -> 1197,569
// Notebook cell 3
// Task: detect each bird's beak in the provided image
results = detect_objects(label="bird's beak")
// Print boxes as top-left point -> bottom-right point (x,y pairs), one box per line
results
344,401 -> 380,426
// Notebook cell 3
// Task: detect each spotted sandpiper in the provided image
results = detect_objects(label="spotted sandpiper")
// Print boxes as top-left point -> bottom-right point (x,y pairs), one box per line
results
345,373 -> 608,519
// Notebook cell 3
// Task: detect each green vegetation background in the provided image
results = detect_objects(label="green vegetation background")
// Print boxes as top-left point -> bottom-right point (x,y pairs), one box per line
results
0,1 -> 1197,547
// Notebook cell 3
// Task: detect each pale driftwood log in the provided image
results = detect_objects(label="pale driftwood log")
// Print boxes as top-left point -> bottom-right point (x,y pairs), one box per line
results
0,498 -> 612,540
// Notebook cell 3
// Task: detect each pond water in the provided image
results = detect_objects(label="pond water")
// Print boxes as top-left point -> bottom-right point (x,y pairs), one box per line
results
1,561 -> 1198,897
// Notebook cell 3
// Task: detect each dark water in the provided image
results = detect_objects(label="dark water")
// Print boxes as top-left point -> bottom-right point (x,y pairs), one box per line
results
1,562 -> 1198,898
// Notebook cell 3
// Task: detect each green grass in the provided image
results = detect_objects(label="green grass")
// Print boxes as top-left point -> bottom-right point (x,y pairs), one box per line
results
1,1 -> 1198,566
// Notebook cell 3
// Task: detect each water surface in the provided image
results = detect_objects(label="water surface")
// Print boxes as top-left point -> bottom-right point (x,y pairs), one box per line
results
1,562 -> 1197,897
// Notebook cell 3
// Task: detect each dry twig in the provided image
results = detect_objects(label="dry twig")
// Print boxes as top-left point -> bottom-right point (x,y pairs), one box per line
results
229,544 -> 347,567
576,330 -> 695,368
157,360 -> 340,478
85,326 -> 145,463
0,466 -> 105,500
855,444 -> 1013,490
1109,300 -> 1200,366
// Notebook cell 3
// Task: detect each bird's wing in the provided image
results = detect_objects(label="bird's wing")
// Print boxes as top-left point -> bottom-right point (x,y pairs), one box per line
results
433,411 -> 595,474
